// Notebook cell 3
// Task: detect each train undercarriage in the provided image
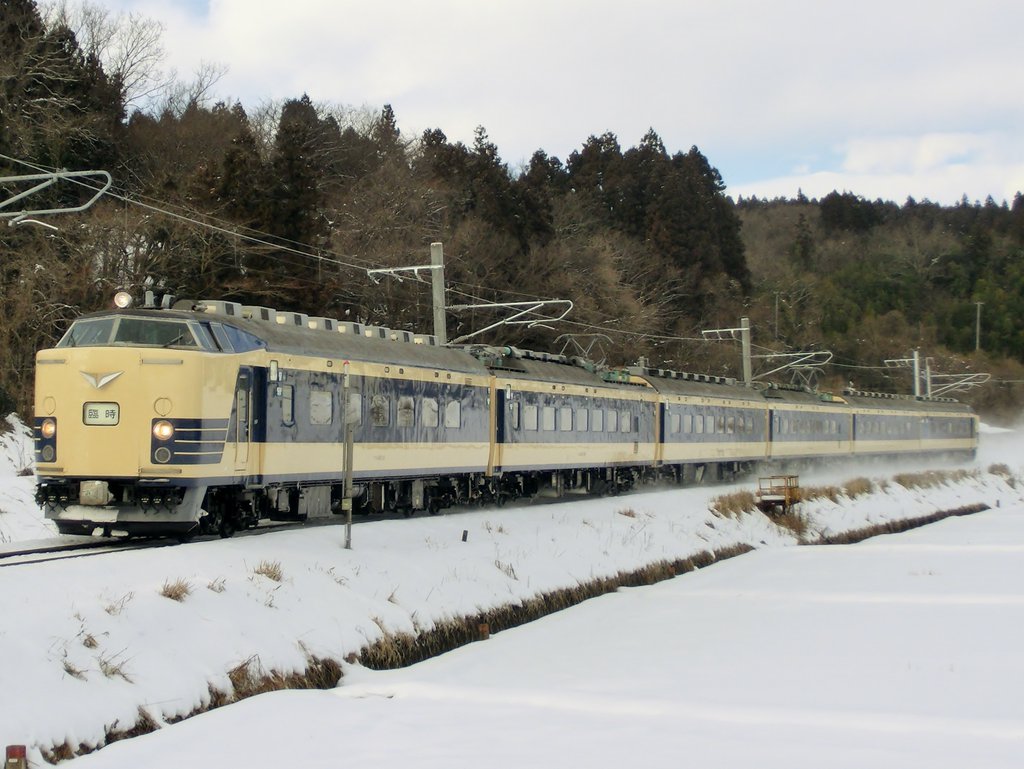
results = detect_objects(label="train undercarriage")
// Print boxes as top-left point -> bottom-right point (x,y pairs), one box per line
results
39,460 -> 754,540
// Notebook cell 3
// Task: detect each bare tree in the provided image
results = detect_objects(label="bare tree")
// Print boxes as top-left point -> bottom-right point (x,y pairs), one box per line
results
43,0 -> 170,111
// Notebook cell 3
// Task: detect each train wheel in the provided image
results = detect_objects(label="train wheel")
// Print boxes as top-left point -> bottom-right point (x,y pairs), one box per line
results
218,515 -> 236,538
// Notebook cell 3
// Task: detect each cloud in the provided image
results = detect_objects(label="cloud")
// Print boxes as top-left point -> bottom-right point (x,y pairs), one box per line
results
98,0 -> 1024,204
729,131 -> 1024,205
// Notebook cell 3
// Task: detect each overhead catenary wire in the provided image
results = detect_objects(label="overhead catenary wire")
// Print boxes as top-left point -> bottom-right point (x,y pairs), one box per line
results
0,152 -> 985,384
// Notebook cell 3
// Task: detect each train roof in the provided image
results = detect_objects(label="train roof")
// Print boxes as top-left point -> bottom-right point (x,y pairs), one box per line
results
65,299 -> 977,415
72,305 -> 490,375
840,390 -> 974,414
626,365 -> 760,401
463,345 -> 619,388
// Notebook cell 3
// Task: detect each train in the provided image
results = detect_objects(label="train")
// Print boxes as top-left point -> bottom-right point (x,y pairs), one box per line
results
33,294 -> 979,539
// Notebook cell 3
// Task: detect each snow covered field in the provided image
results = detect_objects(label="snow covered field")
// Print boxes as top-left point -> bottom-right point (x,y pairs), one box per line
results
73,507 -> 1024,769
1,418 -> 1022,766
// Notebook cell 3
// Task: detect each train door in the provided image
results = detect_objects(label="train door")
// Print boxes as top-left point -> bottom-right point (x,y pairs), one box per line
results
234,367 -> 253,472
490,381 -> 507,475
656,402 -> 666,465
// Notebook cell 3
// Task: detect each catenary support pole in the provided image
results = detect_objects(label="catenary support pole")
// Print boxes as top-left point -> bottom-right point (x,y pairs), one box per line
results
741,317 -> 752,387
431,242 -> 447,345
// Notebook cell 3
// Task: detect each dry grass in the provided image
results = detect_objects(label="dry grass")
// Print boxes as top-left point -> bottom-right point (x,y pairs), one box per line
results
894,469 -> 977,490
207,577 -> 227,593
226,654 -> 342,700
710,490 -> 757,517
988,463 -> 1016,487
841,477 -> 874,499
772,510 -> 809,539
816,504 -> 988,544
253,560 -> 284,582
159,578 -> 191,602
62,656 -> 87,681
97,650 -> 132,682
360,543 -> 753,670
802,485 -> 841,504
104,592 -> 134,615
617,508 -> 638,518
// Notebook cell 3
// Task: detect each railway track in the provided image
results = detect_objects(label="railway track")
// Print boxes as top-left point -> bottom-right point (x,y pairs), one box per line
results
0,515 -> 366,568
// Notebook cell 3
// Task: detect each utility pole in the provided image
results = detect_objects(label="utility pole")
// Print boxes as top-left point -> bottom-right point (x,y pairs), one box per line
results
774,292 -> 780,340
913,348 -> 921,398
430,242 -> 448,345
740,317 -> 752,387
701,317 -> 753,387
366,242 -> 448,344
975,301 -> 983,352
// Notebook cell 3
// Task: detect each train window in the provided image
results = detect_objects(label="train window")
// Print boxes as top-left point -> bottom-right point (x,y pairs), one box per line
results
116,317 -> 198,347
208,323 -> 234,352
560,406 -> 573,431
422,398 -> 439,428
694,414 -> 704,434
220,324 -> 266,352
607,409 -> 618,432
591,408 -> 604,432
717,416 -> 725,433
345,392 -> 362,425
670,413 -> 681,434
577,408 -> 589,431
281,385 -> 294,425
193,323 -> 219,351
523,403 -> 538,430
727,416 -> 735,434
310,391 -> 333,425
542,406 -> 556,431
370,394 -> 390,427
397,396 -> 415,427
736,416 -> 745,433
682,414 -> 692,433
509,401 -> 521,430
620,411 -> 630,433
445,400 -> 461,429
706,415 -> 716,434
58,317 -> 115,347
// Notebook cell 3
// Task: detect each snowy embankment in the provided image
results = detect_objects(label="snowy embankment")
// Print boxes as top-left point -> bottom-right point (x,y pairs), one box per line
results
0,417 -> 1020,763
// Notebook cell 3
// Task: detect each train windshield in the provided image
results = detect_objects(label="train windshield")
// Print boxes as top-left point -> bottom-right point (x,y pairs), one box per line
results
58,316 -> 208,349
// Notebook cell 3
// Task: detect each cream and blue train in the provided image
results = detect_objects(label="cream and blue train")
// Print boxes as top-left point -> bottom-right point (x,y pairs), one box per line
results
34,297 -> 978,538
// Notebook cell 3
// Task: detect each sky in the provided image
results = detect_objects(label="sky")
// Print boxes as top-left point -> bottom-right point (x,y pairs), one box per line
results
2,418 -> 1022,767
83,0 -> 1024,206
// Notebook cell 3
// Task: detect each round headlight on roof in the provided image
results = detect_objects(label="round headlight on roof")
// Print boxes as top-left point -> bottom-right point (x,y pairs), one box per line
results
113,291 -> 133,309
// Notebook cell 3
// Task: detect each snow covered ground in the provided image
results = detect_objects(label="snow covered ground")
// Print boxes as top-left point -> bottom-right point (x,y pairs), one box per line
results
1,417 -> 1022,766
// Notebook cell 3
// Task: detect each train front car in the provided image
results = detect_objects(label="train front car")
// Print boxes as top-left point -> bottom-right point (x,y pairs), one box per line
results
34,303 -> 240,537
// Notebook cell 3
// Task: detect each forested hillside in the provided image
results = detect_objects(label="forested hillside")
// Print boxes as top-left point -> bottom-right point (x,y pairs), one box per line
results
2,0 -> 1022,421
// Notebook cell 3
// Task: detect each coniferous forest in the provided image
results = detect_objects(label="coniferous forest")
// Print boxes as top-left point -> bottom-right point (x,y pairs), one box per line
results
2,0 -> 1023,421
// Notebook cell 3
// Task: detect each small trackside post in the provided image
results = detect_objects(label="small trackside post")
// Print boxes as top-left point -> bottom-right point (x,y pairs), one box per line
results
6,745 -> 28,769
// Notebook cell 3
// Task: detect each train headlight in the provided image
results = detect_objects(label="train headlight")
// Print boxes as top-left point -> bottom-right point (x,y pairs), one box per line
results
153,420 -> 174,441
113,291 -> 133,309
41,418 -> 56,439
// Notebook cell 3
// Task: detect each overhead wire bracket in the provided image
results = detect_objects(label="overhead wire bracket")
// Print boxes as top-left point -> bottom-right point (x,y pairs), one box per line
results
0,169 -> 112,225
446,300 -> 574,345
